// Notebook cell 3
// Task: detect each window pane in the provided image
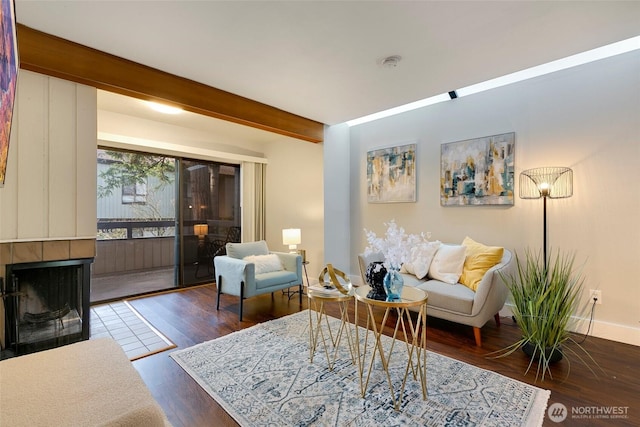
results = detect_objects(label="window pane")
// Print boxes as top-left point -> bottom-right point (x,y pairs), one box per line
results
94,148 -> 178,302
181,160 -> 241,285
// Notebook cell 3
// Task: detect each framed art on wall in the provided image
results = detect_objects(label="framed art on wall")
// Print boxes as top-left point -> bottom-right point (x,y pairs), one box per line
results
0,0 -> 19,187
440,132 -> 515,206
367,143 -> 416,203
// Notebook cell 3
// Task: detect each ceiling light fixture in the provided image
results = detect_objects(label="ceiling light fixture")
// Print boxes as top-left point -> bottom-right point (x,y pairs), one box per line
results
348,35 -> 640,127
380,55 -> 402,68
147,101 -> 183,115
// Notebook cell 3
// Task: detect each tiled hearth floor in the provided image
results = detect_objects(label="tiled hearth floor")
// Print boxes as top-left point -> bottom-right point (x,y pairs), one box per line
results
90,301 -> 175,360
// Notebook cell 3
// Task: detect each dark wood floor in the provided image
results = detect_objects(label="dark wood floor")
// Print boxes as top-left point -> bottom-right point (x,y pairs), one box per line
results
128,285 -> 639,427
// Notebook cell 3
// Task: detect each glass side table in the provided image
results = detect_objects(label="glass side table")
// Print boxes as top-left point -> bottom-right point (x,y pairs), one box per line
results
354,285 -> 428,411
307,286 -> 356,371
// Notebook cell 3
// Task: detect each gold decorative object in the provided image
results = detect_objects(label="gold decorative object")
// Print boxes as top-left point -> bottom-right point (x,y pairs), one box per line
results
318,264 -> 352,295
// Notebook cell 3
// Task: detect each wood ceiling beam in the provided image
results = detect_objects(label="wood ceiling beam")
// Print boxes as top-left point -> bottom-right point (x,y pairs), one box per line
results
16,24 -> 324,143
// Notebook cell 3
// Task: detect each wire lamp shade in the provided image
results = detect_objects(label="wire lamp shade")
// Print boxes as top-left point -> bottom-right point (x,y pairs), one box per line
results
520,167 -> 573,199
519,166 -> 573,269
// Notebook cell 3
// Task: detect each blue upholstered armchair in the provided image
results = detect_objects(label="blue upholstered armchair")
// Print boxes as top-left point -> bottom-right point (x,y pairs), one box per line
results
214,240 -> 303,320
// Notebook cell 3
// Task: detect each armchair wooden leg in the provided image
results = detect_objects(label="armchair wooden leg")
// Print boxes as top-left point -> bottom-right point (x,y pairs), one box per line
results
239,281 -> 244,321
216,276 -> 222,311
473,327 -> 482,347
299,283 -> 302,305
494,313 -> 501,327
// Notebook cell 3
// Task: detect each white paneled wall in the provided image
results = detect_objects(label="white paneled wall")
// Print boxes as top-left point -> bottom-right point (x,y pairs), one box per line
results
0,70 -> 97,241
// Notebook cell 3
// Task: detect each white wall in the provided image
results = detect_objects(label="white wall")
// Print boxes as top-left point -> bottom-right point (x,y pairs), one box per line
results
323,124 -> 351,273
262,136 -> 325,280
338,51 -> 640,346
0,71 -> 97,241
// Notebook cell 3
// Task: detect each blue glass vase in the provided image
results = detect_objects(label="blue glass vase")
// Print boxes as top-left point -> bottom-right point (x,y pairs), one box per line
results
383,267 -> 404,301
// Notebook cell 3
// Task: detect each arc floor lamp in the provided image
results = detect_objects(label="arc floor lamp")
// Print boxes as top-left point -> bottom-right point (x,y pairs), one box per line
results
519,167 -> 573,269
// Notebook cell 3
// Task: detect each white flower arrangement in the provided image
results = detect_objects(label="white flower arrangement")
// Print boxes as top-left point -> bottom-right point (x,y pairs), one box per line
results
363,220 -> 429,269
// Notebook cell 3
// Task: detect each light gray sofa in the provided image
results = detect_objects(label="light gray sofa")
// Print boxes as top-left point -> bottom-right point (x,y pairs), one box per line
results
358,248 -> 513,347
215,240 -> 302,320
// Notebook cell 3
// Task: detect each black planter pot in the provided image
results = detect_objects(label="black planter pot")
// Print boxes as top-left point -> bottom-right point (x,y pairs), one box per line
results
522,341 -> 563,363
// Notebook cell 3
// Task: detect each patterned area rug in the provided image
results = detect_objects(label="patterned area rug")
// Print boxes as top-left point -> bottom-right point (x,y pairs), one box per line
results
170,310 -> 549,426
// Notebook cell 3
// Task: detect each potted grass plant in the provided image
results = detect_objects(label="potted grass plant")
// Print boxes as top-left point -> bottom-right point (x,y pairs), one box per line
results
494,249 -> 600,381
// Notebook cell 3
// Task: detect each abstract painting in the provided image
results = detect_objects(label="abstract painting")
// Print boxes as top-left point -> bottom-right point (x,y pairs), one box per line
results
440,133 -> 515,206
367,143 -> 416,203
0,0 -> 19,187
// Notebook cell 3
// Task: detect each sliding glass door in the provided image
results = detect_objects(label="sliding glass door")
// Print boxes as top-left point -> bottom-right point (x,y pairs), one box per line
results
93,149 -> 177,302
180,160 -> 241,286
92,148 -> 241,302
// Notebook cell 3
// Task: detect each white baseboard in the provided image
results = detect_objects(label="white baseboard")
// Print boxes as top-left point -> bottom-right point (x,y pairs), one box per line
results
501,304 -> 640,347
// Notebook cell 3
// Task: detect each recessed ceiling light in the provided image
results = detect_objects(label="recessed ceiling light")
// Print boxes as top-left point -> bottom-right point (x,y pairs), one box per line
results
147,101 -> 183,115
380,55 -> 402,68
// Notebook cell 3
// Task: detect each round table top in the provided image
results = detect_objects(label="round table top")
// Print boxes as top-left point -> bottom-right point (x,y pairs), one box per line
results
354,285 -> 428,308
307,286 -> 355,302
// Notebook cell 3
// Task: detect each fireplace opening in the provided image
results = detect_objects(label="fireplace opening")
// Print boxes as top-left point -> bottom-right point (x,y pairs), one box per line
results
3,258 -> 92,356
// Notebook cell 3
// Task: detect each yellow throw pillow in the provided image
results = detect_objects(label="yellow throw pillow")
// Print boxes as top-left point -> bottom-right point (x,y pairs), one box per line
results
459,237 -> 504,291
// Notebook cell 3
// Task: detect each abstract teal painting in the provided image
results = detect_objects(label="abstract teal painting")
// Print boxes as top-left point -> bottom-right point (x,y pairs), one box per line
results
367,143 -> 416,203
440,133 -> 515,206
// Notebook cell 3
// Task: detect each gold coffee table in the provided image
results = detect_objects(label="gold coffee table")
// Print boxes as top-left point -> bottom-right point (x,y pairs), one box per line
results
307,286 -> 356,371
354,285 -> 428,411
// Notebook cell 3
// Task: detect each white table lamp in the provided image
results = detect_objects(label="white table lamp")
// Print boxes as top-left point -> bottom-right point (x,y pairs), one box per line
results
282,228 -> 301,252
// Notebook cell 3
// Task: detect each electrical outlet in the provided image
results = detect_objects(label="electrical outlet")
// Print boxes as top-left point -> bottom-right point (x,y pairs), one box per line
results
589,289 -> 602,305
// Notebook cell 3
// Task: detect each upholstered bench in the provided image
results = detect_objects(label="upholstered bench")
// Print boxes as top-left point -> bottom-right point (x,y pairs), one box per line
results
0,338 -> 171,426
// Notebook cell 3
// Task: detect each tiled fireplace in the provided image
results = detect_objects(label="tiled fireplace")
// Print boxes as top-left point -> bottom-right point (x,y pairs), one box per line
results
0,239 -> 95,357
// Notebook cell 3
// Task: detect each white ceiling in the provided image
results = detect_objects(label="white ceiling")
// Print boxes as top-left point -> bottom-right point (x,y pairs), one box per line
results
15,1 -> 640,137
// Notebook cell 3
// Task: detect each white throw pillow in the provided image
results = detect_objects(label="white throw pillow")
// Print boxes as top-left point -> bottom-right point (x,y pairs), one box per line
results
400,241 -> 441,279
427,245 -> 466,284
244,254 -> 283,275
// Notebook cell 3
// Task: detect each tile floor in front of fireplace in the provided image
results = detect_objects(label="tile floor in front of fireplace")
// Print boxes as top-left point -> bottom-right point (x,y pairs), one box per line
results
89,301 -> 174,360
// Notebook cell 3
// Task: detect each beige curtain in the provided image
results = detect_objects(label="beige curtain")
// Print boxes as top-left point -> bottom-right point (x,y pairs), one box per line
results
241,161 -> 266,242
254,163 -> 266,241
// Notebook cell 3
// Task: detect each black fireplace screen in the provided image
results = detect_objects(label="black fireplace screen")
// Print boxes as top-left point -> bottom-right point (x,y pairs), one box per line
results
4,259 -> 92,355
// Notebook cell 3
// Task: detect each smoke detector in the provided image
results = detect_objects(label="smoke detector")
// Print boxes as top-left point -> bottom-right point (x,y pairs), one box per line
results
380,55 -> 402,68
